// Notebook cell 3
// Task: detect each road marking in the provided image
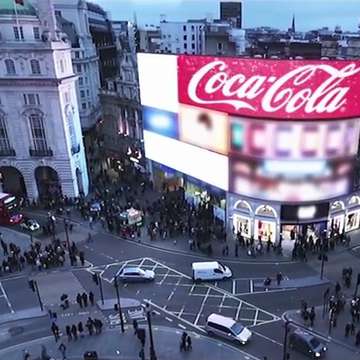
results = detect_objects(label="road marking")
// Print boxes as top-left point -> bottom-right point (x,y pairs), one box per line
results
158,269 -> 170,285
165,316 -> 173,322
252,330 -> 283,346
219,294 -> 226,310
0,282 -> 14,314
167,291 -> 175,301
235,301 -> 242,321
178,324 -> 186,330
194,287 -> 211,326
249,279 -> 254,293
178,306 -> 185,318
232,280 -> 236,294
253,309 -> 259,326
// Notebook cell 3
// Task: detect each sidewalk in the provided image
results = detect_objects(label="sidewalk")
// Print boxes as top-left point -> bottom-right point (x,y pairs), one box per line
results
0,326 -> 257,360
286,304 -> 360,351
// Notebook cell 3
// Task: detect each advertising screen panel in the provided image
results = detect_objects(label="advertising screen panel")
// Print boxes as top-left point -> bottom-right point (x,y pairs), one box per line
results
138,53 -> 360,203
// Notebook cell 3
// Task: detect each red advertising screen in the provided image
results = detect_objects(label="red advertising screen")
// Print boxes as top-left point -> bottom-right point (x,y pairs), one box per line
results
178,55 -> 360,120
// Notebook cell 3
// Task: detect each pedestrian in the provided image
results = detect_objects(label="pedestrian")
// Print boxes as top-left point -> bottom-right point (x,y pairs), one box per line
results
58,343 -> 67,360
309,306 -> 316,327
65,325 -> 72,342
82,292 -> 88,307
79,251 -> 85,266
335,282 -> 341,295
86,317 -> 94,336
41,345 -> 50,360
133,319 -> 139,335
356,330 -> 360,346
76,293 -> 83,308
186,334 -> 192,351
180,331 -> 187,351
89,291 -> 95,306
235,243 -> 239,257
23,350 -> 31,360
78,321 -> 84,338
276,272 -> 283,286
51,322 -> 60,342
350,322 -> 356,335
345,323 -> 351,337
139,347 -> 145,360
71,324 -> 78,341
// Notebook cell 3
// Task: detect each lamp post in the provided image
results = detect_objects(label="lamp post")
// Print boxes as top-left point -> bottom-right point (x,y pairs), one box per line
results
113,275 -> 125,333
145,302 -> 157,360
318,241 -> 328,280
283,319 -> 290,360
91,273 -> 104,305
64,219 -> 71,257
322,287 -> 330,319
29,279 -> 43,311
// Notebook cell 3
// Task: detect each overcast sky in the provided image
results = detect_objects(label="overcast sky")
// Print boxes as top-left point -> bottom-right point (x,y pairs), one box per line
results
96,0 -> 360,31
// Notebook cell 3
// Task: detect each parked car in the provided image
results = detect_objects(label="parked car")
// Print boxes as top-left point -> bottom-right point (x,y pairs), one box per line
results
117,267 -> 155,283
206,314 -> 252,345
192,261 -> 232,281
20,217 -> 40,232
289,329 -> 327,358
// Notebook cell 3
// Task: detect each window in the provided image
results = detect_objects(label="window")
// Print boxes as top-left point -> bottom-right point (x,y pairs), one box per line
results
29,113 -> 47,151
191,25 -> 195,31
184,43 -> 187,49
217,43 -> 223,51
13,26 -> 24,40
78,77 -> 83,86
81,103 -> 86,110
192,43 -> 195,49
5,59 -> 16,75
124,70 -> 132,81
80,90 -> 85,98
183,25 -> 187,31
183,35 -> 187,40
192,34 -> 195,41
75,51 -> 80,59
67,111 -> 77,149
0,116 -> 10,152
86,90 -> 90,97
23,93 -> 40,106
55,10 -> 62,17
30,59 -> 41,75
33,27 -> 40,40
60,59 -> 65,73
76,64 -> 82,73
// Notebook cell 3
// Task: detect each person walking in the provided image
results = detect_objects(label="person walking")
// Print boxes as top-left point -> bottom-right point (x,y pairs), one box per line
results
276,272 -> 283,286
133,319 -> 139,335
58,343 -> 67,360
186,334 -> 192,351
79,251 -> 85,266
71,324 -> 78,341
23,350 -> 31,360
356,330 -> 360,346
345,323 -> 351,337
78,321 -> 84,338
180,332 -> 187,351
65,325 -> 72,342
309,306 -> 316,327
51,322 -> 60,342
82,292 -> 88,307
86,317 -> 94,336
89,291 -> 95,306
76,293 -> 83,308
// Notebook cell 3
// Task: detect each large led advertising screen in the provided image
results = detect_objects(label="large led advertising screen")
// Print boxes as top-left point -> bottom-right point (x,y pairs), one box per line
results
138,53 -> 360,202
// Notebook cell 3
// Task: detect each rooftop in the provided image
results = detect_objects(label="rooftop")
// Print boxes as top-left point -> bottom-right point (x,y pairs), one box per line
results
0,0 -> 36,16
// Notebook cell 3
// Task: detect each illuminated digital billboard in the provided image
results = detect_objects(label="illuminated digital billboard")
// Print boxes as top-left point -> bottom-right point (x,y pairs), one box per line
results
138,53 -> 360,202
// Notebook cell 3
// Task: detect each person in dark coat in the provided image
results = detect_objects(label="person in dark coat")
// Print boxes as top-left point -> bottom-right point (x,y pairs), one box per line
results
65,325 -> 72,342
71,324 -> 78,341
82,292 -> 88,307
89,291 -> 95,306
78,321 -> 84,338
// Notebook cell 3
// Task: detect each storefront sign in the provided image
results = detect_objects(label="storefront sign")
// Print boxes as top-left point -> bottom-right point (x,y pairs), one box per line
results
281,203 -> 329,222
178,55 -> 360,120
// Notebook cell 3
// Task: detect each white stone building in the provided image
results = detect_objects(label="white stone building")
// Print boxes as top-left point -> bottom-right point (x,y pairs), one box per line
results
49,0 -> 102,130
0,0 -> 89,201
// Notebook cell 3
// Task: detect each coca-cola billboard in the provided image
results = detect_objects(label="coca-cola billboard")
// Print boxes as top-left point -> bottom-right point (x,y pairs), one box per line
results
178,55 -> 360,120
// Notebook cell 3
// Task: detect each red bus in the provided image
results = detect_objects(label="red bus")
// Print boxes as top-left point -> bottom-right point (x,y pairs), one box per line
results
0,192 -> 23,225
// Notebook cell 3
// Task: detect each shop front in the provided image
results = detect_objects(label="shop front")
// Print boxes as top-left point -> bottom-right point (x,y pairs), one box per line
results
184,176 -> 226,221
280,203 -> 329,251
328,201 -> 346,237
232,200 -> 253,238
254,205 -> 278,243
150,161 -> 184,192
345,196 -> 360,232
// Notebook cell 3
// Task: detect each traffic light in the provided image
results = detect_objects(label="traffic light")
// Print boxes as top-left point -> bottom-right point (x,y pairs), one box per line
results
29,280 -> 35,292
92,273 -> 99,286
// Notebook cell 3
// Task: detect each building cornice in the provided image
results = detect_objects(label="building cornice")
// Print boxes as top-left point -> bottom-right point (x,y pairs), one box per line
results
0,74 -> 78,87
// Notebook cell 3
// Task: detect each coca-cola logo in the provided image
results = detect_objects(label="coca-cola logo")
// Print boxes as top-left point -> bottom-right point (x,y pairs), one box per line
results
178,56 -> 360,119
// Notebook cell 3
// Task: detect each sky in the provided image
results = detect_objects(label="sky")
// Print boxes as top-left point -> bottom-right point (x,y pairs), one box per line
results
96,0 -> 360,31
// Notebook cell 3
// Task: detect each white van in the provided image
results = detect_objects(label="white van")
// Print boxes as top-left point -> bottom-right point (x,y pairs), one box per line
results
192,261 -> 232,281
206,314 -> 252,345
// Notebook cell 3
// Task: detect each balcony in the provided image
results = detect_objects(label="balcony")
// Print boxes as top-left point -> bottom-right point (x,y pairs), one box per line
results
29,147 -> 53,157
0,148 -> 16,157
71,144 -> 81,155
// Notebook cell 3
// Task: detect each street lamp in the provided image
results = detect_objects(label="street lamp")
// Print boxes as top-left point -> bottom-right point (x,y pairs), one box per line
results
91,273 -> 104,305
145,302 -> 157,360
322,287 -> 330,319
29,279 -> 43,311
283,319 -> 291,360
64,219 -> 71,257
318,242 -> 328,280
113,274 -> 125,333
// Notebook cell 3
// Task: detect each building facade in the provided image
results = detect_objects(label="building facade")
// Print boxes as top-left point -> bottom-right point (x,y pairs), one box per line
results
220,1 -> 242,28
0,0 -> 88,201
47,0 -> 102,130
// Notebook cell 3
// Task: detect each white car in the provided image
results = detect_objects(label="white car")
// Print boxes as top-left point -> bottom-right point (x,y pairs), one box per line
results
20,218 -> 40,232
206,314 -> 252,345
117,267 -> 155,283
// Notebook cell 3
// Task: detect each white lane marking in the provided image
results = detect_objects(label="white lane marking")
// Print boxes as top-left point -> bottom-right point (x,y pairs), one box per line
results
252,330 -> 283,346
194,287 -> 211,326
178,324 -> 186,330
178,306 -> 185,318
219,294 -> 226,311
167,291 -> 175,301
235,301 -> 242,321
253,309 -> 259,326
0,282 -> 14,314
165,316 -> 173,322
249,279 -> 254,293
232,280 -> 236,294
158,269 -> 170,285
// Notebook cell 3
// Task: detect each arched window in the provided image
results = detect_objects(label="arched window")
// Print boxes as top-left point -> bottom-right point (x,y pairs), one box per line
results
29,113 -> 47,150
5,59 -> 16,75
0,115 -> 10,152
30,59 -> 41,75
